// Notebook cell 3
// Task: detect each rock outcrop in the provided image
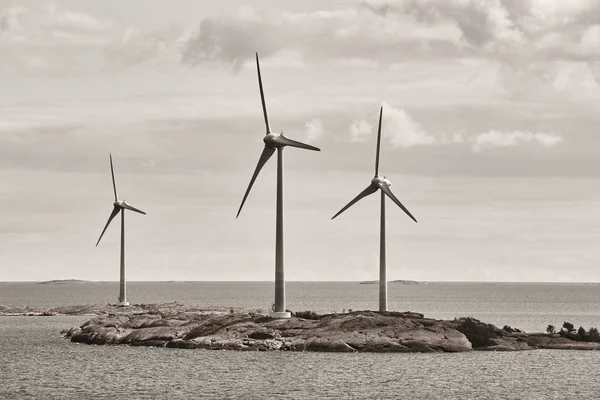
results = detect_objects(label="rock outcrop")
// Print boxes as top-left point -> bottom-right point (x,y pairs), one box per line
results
65,309 -> 472,352
58,306 -> 600,352
5,302 -> 599,352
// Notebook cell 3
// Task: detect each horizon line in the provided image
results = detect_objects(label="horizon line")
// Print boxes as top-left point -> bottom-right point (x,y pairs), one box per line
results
1,280 -> 599,285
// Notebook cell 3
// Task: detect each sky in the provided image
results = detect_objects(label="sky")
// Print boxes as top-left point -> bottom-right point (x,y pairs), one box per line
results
0,0 -> 599,282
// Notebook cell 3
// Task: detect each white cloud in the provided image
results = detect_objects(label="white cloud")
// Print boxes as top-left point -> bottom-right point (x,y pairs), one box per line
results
348,102 -> 565,153
579,24 -> 600,57
349,103 -> 436,147
304,117 -> 324,141
0,4 -> 186,76
349,119 -> 372,142
171,0 -> 600,101
380,102 -> 435,147
2,0 -> 600,93
472,130 -> 563,152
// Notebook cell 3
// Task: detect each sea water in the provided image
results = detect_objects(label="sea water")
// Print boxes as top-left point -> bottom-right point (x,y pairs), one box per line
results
1,282 -> 599,399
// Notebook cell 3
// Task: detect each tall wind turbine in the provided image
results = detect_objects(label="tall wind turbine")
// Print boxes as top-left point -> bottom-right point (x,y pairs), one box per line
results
236,52 -> 321,318
96,154 -> 146,307
331,106 -> 417,312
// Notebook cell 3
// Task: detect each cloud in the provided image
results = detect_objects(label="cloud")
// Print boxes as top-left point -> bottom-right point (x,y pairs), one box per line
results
472,130 -> 564,152
177,0 -> 600,67
348,102 -> 564,152
380,102 -> 436,146
304,118 -> 324,141
2,0 -> 600,97
103,25 -> 187,67
0,4 -> 186,75
180,16 -> 281,72
170,0 -> 600,103
359,0 -> 600,60
349,103 -> 439,147
349,119 -> 372,143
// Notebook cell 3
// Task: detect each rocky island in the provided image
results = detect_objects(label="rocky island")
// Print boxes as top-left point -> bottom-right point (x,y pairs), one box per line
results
25,302 -> 597,353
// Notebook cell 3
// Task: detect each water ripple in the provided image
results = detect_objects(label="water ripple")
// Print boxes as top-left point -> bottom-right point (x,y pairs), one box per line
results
1,317 -> 600,399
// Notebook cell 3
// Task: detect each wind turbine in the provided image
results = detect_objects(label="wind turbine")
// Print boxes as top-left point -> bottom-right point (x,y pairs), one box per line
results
331,106 -> 417,312
96,154 -> 146,307
236,52 -> 321,318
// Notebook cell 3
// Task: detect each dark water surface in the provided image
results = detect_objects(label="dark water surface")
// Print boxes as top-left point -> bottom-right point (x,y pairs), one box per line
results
1,282 -> 600,399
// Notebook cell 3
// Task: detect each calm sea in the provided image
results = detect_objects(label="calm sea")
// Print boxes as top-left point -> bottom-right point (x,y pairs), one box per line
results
1,282 -> 600,399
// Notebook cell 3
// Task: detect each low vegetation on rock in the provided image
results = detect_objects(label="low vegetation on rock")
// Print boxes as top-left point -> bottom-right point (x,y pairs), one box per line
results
291,310 -> 322,320
557,321 -> 600,342
451,317 -> 503,348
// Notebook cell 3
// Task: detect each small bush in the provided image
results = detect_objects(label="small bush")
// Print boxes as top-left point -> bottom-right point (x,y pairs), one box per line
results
502,325 -> 522,333
576,326 -> 587,341
453,317 -> 502,348
587,327 -> 600,342
562,321 -> 575,333
556,323 -> 600,342
292,310 -> 322,320
546,325 -> 556,334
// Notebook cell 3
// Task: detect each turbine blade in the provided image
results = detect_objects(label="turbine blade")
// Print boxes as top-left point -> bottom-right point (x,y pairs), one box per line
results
331,184 -> 378,220
276,135 -> 321,151
256,52 -> 271,134
380,183 -> 417,223
375,106 -> 383,176
110,153 -> 118,201
122,202 -> 146,215
96,206 -> 121,247
236,146 -> 276,218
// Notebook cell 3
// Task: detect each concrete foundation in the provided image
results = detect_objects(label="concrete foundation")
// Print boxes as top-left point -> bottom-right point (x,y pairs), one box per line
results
269,310 -> 291,319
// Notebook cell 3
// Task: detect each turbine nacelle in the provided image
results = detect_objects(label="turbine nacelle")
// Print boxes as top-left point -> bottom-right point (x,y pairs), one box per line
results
114,200 -> 125,208
372,176 -> 392,187
262,132 -> 319,151
264,132 -> 284,148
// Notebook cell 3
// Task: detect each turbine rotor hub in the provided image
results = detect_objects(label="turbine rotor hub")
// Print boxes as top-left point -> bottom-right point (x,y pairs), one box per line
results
114,200 -> 125,208
263,132 -> 283,148
372,176 -> 391,187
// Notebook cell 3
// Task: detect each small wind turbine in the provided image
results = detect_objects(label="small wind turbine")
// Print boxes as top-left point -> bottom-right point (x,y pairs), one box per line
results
96,154 -> 146,307
331,106 -> 417,312
236,52 -> 321,318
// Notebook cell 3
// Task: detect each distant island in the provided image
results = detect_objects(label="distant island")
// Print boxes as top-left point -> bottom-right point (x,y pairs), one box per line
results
359,280 -> 426,285
36,279 -> 92,284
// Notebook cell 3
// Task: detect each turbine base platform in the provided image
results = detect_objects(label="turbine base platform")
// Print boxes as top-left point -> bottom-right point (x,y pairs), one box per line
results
116,301 -> 129,307
268,311 -> 291,319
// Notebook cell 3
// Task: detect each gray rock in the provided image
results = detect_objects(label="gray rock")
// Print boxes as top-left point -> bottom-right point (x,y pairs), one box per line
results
59,306 -> 600,353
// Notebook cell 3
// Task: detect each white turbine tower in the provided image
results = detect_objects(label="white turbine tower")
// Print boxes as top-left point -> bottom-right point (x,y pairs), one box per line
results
96,154 -> 146,307
332,106 -> 417,312
236,52 -> 321,318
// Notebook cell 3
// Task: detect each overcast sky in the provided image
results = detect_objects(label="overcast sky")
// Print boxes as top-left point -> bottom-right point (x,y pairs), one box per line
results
1,0 -> 599,282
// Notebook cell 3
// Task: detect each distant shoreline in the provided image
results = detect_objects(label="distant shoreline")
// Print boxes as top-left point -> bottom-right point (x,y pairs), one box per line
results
36,279 -> 95,285
2,280 -> 599,284
359,280 -> 426,285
